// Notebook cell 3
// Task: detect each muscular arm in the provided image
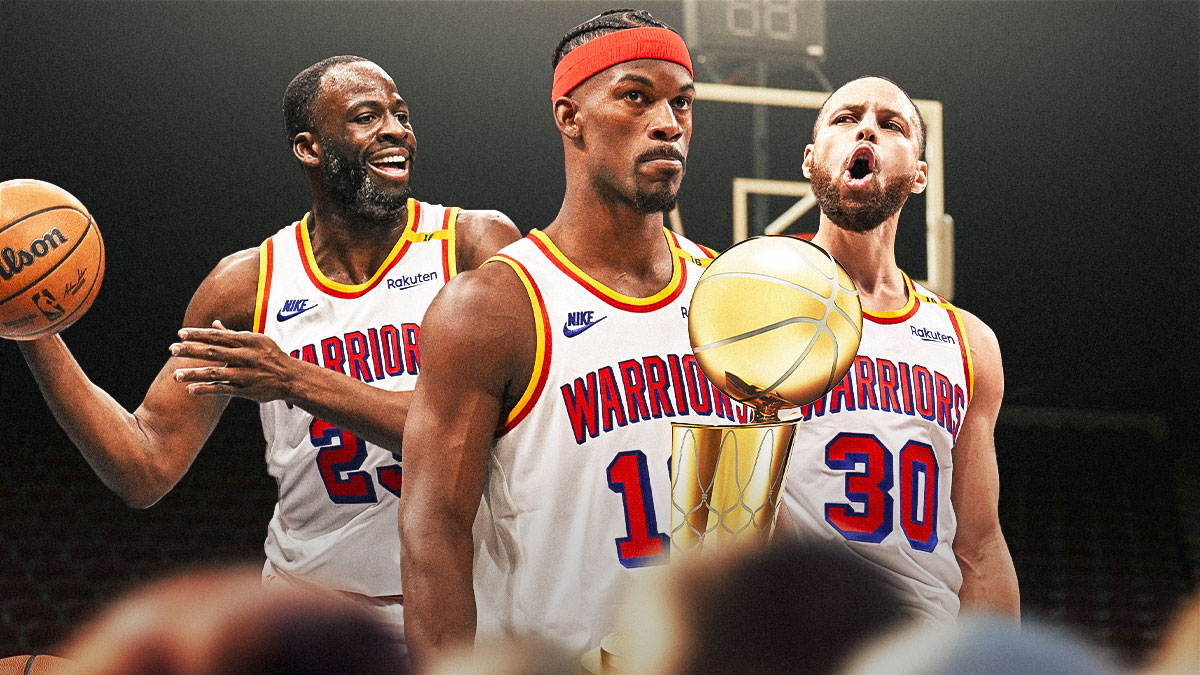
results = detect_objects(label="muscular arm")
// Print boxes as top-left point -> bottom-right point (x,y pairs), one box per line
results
951,311 -> 1020,620
399,262 -> 533,664
454,209 -> 521,273
171,209 -> 520,451
16,249 -> 258,508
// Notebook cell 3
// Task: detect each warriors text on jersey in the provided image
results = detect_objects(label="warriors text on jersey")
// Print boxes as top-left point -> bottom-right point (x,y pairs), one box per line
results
781,275 -> 974,626
472,229 -> 752,655
254,199 -> 459,598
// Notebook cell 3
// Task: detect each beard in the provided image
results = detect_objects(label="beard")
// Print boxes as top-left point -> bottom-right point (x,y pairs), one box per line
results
810,160 -> 913,233
592,167 -> 682,215
320,137 -> 411,224
633,186 -> 679,214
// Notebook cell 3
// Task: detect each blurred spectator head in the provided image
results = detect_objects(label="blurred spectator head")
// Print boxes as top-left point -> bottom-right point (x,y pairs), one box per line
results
427,637 -> 577,675
844,613 -> 1120,674
614,537 -> 908,674
1142,588 -> 1200,674
57,565 -> 406,675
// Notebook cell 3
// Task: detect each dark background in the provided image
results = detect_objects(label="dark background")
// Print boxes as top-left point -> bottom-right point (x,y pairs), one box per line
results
0,0 -> 1197,664
1,0 -> 1196,419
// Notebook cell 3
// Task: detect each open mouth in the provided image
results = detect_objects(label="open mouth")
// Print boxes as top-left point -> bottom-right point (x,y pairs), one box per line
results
368,151 -> 410,179
844,146 -> 875,186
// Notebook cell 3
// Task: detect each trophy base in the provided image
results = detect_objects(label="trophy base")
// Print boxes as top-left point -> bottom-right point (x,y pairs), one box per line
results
580,632 -> 628,674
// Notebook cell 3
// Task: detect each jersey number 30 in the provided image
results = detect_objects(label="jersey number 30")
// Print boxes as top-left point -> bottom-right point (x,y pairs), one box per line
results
824,432 -> 940,552
311,418 -> 402,504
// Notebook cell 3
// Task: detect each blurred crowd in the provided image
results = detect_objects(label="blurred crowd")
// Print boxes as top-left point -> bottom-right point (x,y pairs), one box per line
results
14,540 -> 1198,674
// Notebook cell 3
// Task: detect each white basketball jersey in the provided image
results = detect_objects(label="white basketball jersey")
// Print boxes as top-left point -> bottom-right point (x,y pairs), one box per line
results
473,229 -> 751,655
781,275 -> 974,626
254,198 -> 460,598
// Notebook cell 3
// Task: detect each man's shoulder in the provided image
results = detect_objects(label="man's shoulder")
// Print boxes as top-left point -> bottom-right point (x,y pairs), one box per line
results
957,309 -> 1000,362
452,208 -> 518,242
420,255 -> 534,376
211,246 -> 260,278
186,246 -> 260,331
442,257 -> 527,307
455,208 -> 514,227
449,208 -> 521,272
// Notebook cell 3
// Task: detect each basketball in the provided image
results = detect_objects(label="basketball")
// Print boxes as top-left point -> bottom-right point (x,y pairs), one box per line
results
0,654 -> 72,674
0,179 -> 105,340
688,235 -> 862,414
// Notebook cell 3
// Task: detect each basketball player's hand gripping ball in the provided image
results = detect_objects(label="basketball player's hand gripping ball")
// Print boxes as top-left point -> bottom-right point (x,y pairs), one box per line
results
0,179 -> 105,340
688,235 -> 862,419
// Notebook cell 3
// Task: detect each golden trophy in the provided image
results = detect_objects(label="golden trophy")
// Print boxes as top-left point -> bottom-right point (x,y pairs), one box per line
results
671,235 -> 862,554
585,236 -> 863,673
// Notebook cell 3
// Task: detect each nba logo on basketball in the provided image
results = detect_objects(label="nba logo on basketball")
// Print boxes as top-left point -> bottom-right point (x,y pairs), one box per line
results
0,179 -> 105,340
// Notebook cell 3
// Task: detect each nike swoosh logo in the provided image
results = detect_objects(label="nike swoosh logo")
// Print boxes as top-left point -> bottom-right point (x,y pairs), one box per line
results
277,304 -> 318,322
562,315 -> 606,338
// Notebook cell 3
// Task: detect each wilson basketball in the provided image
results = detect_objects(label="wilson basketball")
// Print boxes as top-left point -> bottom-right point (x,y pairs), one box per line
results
0,654 -> 73,674
689,235 -> 862,413
0,179 -> 105,340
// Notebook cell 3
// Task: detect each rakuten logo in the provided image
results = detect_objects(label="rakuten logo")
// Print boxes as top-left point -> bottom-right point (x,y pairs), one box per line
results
386,271 -> 439,292
910,325 -> 957,346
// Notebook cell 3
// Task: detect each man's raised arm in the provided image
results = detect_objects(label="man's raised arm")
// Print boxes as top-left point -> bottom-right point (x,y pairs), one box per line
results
16,248 -> 258,507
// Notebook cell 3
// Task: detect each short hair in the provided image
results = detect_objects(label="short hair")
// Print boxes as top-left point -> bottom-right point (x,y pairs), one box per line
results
552,8 -> 679,68
283,55 -> 369,142
813,75 -> 927,155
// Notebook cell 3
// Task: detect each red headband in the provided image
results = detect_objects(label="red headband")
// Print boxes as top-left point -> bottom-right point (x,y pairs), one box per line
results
551,26 -> 693,100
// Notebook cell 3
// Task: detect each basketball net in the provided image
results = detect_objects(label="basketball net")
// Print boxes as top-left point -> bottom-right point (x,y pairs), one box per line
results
669,421 -> 797,555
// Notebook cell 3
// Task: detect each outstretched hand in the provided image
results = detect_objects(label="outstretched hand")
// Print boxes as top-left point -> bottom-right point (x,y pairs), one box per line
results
171,320 -> 295,402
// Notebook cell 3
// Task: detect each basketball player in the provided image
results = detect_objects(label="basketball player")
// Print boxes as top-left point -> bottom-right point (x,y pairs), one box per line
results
779,76 -> 1019,625
16,56 -> 519,634
398,9 -> 748,660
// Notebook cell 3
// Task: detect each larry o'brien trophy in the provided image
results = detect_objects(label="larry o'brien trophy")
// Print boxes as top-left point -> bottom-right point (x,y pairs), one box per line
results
585,235 -> 863,674
672,235 -> 863,554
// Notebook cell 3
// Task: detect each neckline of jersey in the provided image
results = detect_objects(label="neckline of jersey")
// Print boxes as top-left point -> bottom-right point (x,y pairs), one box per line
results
527,228 -> 688,312
862,272 -> 921,324
297,199 -> 419,298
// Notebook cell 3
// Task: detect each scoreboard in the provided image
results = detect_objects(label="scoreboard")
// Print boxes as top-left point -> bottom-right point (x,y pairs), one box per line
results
682,0 -> 827,62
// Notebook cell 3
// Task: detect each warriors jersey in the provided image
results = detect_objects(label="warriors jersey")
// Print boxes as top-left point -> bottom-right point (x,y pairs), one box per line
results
781,274 -> 974,626
254,198 -> 460,599
473,229 -> 751,655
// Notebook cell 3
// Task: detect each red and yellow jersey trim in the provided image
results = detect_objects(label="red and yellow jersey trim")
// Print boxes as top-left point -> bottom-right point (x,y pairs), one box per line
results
442,206 -> 461,279
488,254 -> 552,435
527,228 -> 694,312
296,199 -> 421,299
691,238 -> 719,261
863,273 -> 921,324
668,229 -> 717,268
252,238 -> 275,334
898,275 -> 973,401
945,306 -> 975,403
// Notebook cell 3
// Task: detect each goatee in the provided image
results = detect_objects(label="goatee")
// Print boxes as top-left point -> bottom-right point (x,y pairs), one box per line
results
633,188 -> 678,214
810,162 -> 912,233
